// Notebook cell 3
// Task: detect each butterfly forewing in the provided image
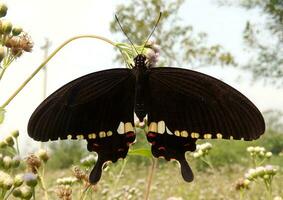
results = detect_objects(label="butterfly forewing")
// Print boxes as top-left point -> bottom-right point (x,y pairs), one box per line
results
28,68 -> 136,184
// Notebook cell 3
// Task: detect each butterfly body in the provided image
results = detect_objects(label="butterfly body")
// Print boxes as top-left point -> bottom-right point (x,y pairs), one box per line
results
133,54 -> 150,121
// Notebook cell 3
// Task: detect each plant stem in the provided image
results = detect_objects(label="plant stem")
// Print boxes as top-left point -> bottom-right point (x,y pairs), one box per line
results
3,187 -> 14,200
15,137 -> 20,156
32,187 -> 35,200
144,158 -> 157,200
113,159 -> 128,191
37,164 -> 49,200
1,35 -> 115,108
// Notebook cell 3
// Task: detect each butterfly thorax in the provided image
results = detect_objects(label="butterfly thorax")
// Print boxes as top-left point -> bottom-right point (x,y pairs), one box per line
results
133,54 -> 149,122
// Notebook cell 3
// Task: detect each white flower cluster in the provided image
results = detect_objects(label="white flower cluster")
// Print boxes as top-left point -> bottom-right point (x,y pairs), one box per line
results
56,177 -> 77,185
192,142 -> 212,158
80,154 -> 97,167
245,165 -> 278,181
246,146 -> 272,158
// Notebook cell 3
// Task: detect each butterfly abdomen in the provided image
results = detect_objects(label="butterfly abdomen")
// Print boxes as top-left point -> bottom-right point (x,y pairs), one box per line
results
133,54 -> 150,122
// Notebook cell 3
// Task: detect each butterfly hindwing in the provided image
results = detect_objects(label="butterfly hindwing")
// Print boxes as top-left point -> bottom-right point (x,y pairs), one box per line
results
28,68 -> 136,183
145,67 -> 265,181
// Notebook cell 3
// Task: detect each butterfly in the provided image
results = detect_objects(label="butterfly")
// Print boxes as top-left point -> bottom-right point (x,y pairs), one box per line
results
27,13 -> 265,184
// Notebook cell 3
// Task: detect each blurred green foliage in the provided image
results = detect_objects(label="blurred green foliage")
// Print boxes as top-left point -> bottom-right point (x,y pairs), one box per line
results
47,140 -> 87,169
110,0 -> 235,67
220,0 -> 283,85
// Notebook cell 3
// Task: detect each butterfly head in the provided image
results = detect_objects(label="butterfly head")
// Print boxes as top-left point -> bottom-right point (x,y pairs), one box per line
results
134,54 -> 147,68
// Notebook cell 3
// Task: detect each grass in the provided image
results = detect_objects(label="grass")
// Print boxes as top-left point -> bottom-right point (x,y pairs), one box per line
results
41,156 -> 283,200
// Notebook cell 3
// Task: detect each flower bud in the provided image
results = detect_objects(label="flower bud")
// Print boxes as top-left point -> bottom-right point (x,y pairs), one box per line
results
23,172 -> 37,187
13,188 -> 22,198
1,20 -> 12,34
12,155 -> 21,168
0,141 -> 7,148
5,136 -> 14,146
3,156 -> 12,169
14,174 -> 24,187
21,186 -> 32,199
265,152 -> 272,158
11,130 -> 20,138
0,3 -> 8,18
246,146 -> 254,152
3,177 -> 13,190
37,149 -> 49,163
12,26 -> 22,36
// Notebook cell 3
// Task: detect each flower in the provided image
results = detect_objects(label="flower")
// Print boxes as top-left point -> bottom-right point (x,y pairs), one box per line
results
23,172 -> 38,187
72,166 -> 88,182
80,154 -> 97,167
12,155 -> 21,168
11,130 -> 20,138
3,156 -> 12,169
56,177 -> 77,186
0,3 -> 8,17
26,154 -> 41,173
14,174 -> 24,187
37,149 -> 49,162
235,178 -> 250,190
56,185 -> 72,200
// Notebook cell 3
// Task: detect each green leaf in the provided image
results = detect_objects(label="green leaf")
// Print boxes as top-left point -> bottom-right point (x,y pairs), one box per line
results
0,107 -> 5,124
128,148 -> 152,159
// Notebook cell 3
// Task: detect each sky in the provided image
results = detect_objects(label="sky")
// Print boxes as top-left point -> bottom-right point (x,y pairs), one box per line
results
0,0 -> 282,152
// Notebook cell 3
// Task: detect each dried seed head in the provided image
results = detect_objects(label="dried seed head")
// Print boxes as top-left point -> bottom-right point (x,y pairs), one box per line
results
72,166 -> 88,182
26,154 -> 41,173
56,185 -> 72,200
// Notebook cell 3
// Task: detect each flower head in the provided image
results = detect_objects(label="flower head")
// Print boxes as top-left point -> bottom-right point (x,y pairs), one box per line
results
26,154 -> 41,173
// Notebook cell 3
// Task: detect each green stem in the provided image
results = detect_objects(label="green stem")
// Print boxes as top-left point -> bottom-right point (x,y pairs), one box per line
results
3,186 -> 15,200
144,158 -> 157,200
113,158 -> 128,192
80,185 -> 91,200
32,187 -> 35,200
1,35 -> 115,108
200,156 -> 214,170
15,137 -> 20,156
0,67 -> 6,80
37,164 -> 49,200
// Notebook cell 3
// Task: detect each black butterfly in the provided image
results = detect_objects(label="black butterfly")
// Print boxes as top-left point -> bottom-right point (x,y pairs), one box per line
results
28,53 -> 265,184
28,12 -> 265,184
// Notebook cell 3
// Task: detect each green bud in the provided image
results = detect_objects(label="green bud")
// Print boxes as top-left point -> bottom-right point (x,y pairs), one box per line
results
11,130 -> 20,138
0,141 -> 7,148
23,173 -> 37,187
20,186 -> 32,199
12,26 -> 23,36
1,20 -> 12,34
12,156 -> 21,168
14,174 -> 24,187
3,156 -> 12,169
5,136 -> 14,146
37,149 -> 49,163
3,177 -> 13,190
0,3 -> 8,18
13,188 -> 22,198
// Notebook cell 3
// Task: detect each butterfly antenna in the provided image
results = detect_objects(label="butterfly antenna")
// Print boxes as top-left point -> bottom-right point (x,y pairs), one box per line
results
115,14 -> 139,55
141,12 -> 162,53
